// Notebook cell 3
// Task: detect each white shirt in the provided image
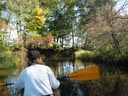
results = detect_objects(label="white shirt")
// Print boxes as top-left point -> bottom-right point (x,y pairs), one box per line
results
13,64 -> 60,96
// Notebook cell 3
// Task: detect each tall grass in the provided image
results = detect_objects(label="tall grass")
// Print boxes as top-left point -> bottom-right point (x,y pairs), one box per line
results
75,49 -> 128,66
75,50 -> 95,61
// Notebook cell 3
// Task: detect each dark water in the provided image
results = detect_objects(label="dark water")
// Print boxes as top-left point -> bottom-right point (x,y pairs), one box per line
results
0,60 -> 128,96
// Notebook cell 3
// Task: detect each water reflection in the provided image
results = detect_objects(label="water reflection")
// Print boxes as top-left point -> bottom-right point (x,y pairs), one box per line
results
0,60 -> 95,96
45,60 -> 87,77
1,60 -> 128,96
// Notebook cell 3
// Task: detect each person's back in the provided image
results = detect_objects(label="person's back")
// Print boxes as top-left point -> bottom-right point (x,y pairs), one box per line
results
13,50 -> 60,96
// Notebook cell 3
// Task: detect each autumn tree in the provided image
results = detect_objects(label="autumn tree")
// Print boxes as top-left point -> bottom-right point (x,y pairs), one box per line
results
86,0 -> 128,53
6,0 -> 47,48
39,0 -> 79,48
0,1 -> 19,69
0,1 -> 10,43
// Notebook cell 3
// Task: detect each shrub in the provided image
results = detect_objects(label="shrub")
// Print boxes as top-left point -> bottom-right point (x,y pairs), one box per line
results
0,51 -> 20,69
75,49 -> 128,64
75,50 -> 96,61
0,40 -> 20,69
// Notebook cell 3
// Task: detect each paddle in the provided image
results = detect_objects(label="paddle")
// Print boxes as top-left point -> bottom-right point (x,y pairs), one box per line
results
0,66 -> 100,86
0,82 -> 13,87
67,66 -> 100,81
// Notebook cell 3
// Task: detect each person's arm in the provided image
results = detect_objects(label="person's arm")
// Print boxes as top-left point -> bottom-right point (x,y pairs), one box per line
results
47,66 -> 60,89
13,70 -> 25,90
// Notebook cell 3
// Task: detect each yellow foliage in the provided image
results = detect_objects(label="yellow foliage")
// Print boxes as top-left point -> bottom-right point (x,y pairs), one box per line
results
0,20 -> 8,37
26,5 -> 48,32
36,6 -> 48,16
0,20 -> 8,30
75,50 -> 86,57
43,9 -> 47,15
75,50 -> 94,58
34,16 -> 42,20
36,7 -> 42,15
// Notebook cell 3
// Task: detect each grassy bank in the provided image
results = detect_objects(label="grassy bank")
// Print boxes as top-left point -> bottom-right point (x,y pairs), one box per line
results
75,49 -> 128,67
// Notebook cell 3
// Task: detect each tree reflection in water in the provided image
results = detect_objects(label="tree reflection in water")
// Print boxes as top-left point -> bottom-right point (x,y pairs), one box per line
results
3,60 -> 124,96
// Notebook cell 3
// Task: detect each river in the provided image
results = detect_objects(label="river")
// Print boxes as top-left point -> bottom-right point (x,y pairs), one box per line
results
0,59 -> 128,96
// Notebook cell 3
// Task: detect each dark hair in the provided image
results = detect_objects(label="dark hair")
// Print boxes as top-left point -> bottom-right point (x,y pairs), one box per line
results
28,50 -> 41,60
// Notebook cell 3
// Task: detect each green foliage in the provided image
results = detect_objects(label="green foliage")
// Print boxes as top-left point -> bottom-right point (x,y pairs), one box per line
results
52,42 -> 64,51
40,0 -> 78,40
3,0 -> 128,68
0,52 -> 19,69
0,1 -> 6,18
7,0 -> 46,32
75,46 -> 128,65
25,6 -> 46,32
7,0 -> 39,16
0,40 -> 20,69
97,45 -> 128,64
75,50 -> 95,61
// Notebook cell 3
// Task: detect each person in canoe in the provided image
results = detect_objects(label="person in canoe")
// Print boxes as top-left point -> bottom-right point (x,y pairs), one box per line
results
13,50 -> 60,96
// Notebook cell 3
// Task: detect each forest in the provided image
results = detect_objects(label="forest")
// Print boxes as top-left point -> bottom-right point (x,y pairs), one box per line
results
0,0 -> 128,96
0,0 -> 128,68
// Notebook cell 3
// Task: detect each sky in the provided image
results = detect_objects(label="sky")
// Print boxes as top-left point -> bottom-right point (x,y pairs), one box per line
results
115,0 -> 128,15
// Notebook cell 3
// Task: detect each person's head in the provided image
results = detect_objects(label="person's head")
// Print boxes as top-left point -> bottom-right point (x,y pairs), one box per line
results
28,50 -> 43,64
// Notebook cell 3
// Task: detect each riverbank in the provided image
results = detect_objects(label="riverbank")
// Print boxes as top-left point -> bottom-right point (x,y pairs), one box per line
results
75,50 -> 128,69
0,68 -> 14,78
